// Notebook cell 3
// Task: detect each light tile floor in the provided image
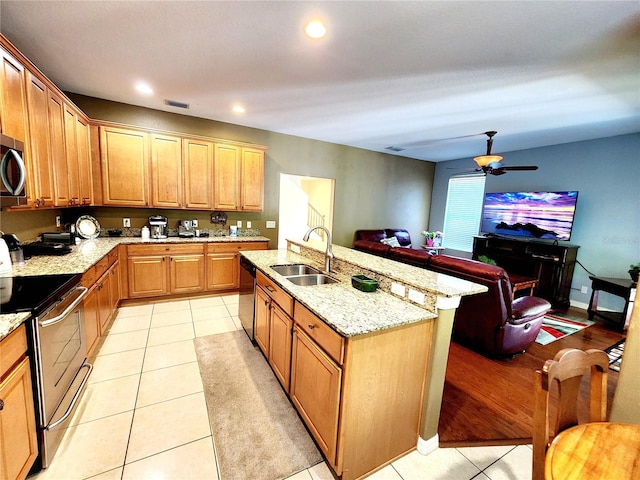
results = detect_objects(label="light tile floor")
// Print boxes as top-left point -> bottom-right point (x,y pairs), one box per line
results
30,295 -> 533,480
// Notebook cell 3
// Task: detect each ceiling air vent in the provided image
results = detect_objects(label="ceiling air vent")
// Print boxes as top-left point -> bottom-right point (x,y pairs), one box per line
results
164,99 -> 189,109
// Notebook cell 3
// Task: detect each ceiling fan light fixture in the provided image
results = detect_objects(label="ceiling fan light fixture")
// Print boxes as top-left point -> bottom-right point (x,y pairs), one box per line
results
473,154 -> 503,167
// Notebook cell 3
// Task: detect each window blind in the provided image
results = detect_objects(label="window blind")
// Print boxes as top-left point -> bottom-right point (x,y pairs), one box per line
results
442,175 -> 485,252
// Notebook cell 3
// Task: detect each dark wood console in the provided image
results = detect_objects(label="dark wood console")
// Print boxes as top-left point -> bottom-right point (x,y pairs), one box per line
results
472,236 -> 579,308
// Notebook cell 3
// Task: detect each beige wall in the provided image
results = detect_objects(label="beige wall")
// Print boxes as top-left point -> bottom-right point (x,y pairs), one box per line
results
2,94 -> 436,247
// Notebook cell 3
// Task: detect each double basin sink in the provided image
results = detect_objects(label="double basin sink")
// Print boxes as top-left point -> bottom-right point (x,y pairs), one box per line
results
270,264 -> 339,286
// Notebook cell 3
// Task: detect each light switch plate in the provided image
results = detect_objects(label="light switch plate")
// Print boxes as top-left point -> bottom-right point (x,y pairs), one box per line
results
247,221 -> 252,228
391,282 -> 406,297
408,289 -> 425,305
266,221 -> 276,228
56,216 -> 61,227
237,221 -> 242,227
291,244 -> 301,253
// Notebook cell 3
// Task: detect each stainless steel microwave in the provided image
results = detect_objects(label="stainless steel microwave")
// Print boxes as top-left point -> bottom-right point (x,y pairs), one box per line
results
0,133 -> 27,207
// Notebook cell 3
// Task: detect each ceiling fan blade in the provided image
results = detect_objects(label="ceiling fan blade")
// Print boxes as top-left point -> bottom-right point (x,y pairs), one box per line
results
501,165 -> 539,171
386,133 -> 485,152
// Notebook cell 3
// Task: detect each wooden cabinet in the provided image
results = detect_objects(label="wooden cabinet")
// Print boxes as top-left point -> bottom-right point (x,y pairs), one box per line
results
100,126 -> 149,206
206,251 -> 239,290
48,91 -> 70,207
25,72 -> 55,208
82,284 -> 100,357
64,104 -> 80,205
290,326 -> 342,461
183,138 -> 214,209
151,133 -> 182,208
75,114 -> 92,206
0,325 -> 38,480
0,46 -> 28,143
213,144 -> 265,211
255,271 -> 294,390
240,147 -> 264,211
127,244 -> 205,298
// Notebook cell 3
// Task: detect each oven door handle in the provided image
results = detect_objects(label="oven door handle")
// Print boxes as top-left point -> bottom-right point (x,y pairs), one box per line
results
46,362 -> 93,431
39,286 -> 88,327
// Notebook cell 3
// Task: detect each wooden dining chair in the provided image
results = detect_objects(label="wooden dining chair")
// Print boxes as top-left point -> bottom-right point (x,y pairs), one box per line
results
532,348 -> 609,480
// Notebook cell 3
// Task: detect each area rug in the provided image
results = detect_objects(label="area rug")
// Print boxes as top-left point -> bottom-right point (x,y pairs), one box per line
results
194,331 -> 322,480
535,313 -> 595,345
604,339 -> 626,372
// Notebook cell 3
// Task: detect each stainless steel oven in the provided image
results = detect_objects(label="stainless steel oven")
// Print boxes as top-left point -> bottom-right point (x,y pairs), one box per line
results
31,282 -> 91,468
1,273 -> 91,472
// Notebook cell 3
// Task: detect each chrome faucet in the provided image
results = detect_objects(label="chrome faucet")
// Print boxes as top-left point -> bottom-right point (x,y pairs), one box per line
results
303,226 -> 334,272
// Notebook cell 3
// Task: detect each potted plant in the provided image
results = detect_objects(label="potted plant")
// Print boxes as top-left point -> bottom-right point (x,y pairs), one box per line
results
629,263 -> 640,282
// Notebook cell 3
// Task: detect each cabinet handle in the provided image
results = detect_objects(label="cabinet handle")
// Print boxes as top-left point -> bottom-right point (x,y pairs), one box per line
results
0,399 -> 4,410
308,324 -> 316,330
265,285 -> 276,293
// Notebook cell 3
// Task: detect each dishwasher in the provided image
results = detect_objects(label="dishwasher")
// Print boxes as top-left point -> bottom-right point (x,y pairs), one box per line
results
238,255 -> 256,342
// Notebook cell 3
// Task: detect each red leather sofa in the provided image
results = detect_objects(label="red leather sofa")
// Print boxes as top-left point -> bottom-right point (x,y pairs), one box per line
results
353,229 -> 551,357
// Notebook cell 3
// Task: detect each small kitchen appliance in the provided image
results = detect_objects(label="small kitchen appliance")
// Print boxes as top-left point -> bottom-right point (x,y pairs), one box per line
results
2,232 -> 24,266
148,215 -> 168,239
178,219 -> 196,238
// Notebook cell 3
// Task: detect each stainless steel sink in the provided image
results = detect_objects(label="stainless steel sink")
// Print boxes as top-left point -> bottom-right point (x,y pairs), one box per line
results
270,264 -> 322,276
286,274 -> 339,286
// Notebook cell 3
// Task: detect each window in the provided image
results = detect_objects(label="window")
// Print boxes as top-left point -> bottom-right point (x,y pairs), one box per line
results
442,175 -> 485,252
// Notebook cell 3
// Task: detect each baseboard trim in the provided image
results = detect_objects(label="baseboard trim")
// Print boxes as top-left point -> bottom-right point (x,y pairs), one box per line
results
417,434 -> 439,456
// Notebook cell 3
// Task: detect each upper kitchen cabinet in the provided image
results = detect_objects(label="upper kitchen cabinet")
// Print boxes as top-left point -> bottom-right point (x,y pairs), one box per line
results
100,126 -> 149,206
48,91 -> 70,207
75,113 -> 93,206
0,45 -> 28,144
213,143 -> 265,211
151,133 -> 182,208
183,137 -> 214,210
25,72 -> 55,208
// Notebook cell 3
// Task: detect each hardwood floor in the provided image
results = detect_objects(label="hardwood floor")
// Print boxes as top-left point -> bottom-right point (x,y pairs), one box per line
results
438,307 -> 625,447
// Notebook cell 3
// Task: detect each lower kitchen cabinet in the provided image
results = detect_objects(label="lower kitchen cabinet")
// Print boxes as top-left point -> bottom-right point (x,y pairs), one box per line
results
170,253 -> 205,294
269,303 -> 293,389
0,325 -> 38,480
206,251 -> 238,290
254,285 -> 271,356
82,285 -> 100,357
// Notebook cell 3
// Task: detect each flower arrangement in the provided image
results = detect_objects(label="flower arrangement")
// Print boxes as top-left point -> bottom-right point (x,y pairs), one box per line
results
421,230 -> 443,247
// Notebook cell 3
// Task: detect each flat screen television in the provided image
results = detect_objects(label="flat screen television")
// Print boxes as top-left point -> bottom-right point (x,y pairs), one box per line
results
480,191 -> 579,241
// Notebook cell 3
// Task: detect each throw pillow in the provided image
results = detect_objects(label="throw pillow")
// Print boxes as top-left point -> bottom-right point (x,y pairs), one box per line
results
381,236 -> 401,248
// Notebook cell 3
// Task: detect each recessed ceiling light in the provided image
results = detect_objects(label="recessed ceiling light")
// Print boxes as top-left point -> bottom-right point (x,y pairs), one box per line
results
232,105 -> 245,113
305,20 -> 326,39
135,82 -> 153,95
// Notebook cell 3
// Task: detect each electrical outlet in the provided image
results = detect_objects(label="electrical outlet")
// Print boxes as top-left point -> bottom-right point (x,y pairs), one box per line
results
192,219 -> 198,227
266,220 -> 276,228
291,244 -> 301,253
408,289 -> 426,305
391,282 -> 406,297
237,221 -> 242,228
123,218 -> 131,228
581,285 -> 588,294
55,216 -> 61,227
246,221 -> 252,228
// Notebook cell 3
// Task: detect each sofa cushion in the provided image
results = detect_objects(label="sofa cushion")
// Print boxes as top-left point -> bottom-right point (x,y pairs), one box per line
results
385,229 -> 412,247
355,229 -> 387,243
388,247 -> 432,267
353,240 -> 391,257
381,236 -> 401,247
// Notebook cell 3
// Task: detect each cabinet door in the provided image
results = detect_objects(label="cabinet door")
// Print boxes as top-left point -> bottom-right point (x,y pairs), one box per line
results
127,255 -> 168,298
76,114 -> 93,206
213,143 -> 240,210
25,72 -> 55,208
64,104 -> 80,205
269,304 -> 293,391
97,275 -> 112,334
183,138 -> 213,209
151,133 -> 182,208
101,126 -> 149,206
170,254 -> 205,294
109,261 -> 121,313
83,285 -> 100,356
206,252 -> 239,290
241,147 -> 264,211
48,91 -> 70,207
0,46 -> 28,143
254,285 -> 271,356
0,357 -> 38,480
290,327 -> 342,462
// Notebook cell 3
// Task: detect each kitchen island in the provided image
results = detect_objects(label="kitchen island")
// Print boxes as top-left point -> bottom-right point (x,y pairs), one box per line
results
241,239 -> 485,480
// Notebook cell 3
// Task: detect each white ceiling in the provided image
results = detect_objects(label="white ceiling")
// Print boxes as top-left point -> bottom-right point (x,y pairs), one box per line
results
2,1 -> 639,162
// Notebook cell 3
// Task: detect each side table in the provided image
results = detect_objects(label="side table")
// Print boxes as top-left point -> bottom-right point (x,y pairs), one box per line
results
587,276 -> 637,331
420,245 -> 445,255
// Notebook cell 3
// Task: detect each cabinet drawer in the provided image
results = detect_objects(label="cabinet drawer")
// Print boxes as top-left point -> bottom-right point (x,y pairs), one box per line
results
207,241 -> 268,253
128,243 -> 204,256
256,271 -> 294,317
1,324 -> 27,378
82,265 -> 97,288
94,254 -> 111,278
294,303 -> 344,365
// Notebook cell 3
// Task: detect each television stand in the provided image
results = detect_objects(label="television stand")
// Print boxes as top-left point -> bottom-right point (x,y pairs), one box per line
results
473,236 -> 579,308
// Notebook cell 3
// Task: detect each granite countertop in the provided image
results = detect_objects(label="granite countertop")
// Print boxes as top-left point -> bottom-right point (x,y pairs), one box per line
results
242,249 -> 438,337
0,235 -> 269,341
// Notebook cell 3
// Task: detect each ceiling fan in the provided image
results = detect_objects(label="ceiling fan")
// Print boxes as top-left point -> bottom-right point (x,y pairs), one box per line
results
470,131 -> 538,176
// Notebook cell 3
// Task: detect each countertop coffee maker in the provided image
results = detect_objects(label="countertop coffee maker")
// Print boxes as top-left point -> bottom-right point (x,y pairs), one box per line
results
178,220 -> 196,238
148,215 -> 168,239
